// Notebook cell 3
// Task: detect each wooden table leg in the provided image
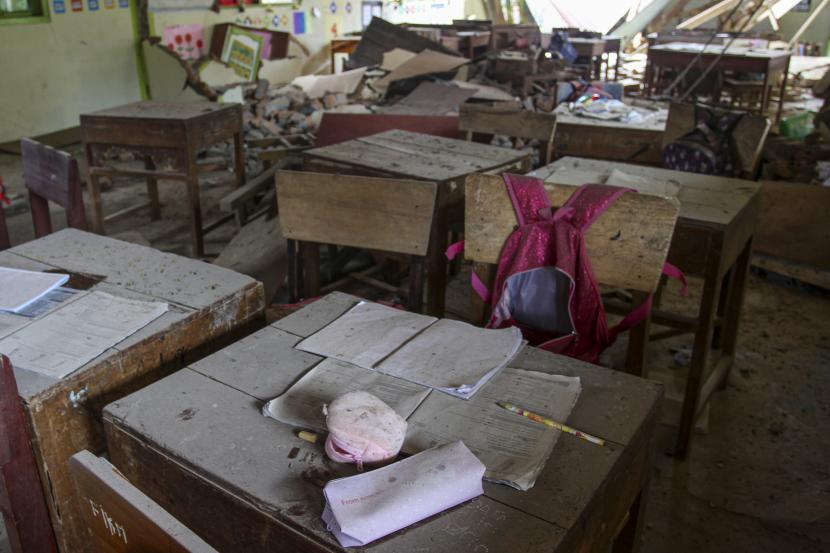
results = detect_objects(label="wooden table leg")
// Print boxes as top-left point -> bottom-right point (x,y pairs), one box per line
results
625,291 -> 652,378
408,255 -> 426,313
302,242 -> 321,299
287,239 -> 299,303
717,237 -> 753,389
185,153 -> 204,258
233,132 -> 246,189
426,206 -> 449,317
776,62 -> 789,125
614,50 -> 621,81
85,143 -> 105,235
675,250 -> 723,460
759,69 -> 771,116
144,155 -> 161,220
0,356 -> 59,553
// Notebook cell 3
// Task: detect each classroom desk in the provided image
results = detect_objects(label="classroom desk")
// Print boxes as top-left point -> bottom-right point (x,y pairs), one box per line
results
531,157 -> 761,459
0,229 -> 265,553
302,129 -> 531,317
103,291 -> 663,553
644,43 -> 791,123
81,101 -> 245,258
329,37 -> 361,72
603,36 -> 622,80
570,37 -> 607,80
552,111 -> 668,165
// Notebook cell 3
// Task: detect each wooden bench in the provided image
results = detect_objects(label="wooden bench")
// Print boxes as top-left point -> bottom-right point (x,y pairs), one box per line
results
464,173 -> 680,377
70,451 -> 217,553
277,170 -> 437,313
459,102 -> 558,166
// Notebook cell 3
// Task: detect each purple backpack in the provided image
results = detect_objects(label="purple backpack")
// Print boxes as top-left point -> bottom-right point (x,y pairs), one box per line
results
451,174 -> 683,364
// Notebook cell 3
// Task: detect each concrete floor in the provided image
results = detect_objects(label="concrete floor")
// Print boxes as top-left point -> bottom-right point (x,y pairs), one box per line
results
1,148 -> 828,552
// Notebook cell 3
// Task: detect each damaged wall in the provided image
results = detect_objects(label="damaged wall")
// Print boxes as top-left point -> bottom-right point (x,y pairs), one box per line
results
778,1 -> 830,46
0,7 -> 140,144
145,0 -> 361,97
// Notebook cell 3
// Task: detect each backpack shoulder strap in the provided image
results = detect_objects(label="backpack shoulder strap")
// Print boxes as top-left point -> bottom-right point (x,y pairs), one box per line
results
561,183 -> 632,231
503,174 -> 552,226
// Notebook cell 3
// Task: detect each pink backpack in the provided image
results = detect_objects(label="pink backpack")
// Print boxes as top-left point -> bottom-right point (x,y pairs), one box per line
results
450,174 -> 683,364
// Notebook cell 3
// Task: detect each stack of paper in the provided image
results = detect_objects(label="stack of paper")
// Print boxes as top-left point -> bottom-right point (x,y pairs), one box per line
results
0,291 -> 168,379
295,301 -> 523,399
322,441 -> 485,547
0,267 -> 69,314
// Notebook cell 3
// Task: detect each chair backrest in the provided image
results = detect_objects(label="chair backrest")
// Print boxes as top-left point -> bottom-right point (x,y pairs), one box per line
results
663,102 -> 771,178
0,355 -> 59,553
276,170 -> 437,256
20,137 -> 88,238
70,450 -> 218,553
459,102 -> 557,165
465,172 -> 679,294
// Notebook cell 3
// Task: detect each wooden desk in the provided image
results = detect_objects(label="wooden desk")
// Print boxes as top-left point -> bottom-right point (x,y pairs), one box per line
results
644,43 -> 791,123
302,129 -> 531,316
531,157 -> 761,459
552,111 -> 668,165
80,101 -> 246,258
570,37 -> 606,80
0,229 -> 265,553
329,37 -> 360,72
103,292 -> 663,553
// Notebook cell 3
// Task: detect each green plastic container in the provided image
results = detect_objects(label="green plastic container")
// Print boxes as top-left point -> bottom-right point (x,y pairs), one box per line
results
779,111 -> 815,139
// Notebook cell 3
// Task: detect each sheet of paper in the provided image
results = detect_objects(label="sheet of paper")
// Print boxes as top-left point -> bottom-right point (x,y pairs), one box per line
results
295,301 -> 436,369
16,286 -> 79,318
263,357 -> 432,432
375,320 -> 523,399
0,291 -> 168,379
322,441 -> 485,547
402,368 -> 581,490
607,168 -> 681,198
0,267 -> 69,313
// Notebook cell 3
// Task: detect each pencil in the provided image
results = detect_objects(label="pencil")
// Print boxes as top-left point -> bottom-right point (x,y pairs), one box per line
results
496,401 -> 606,447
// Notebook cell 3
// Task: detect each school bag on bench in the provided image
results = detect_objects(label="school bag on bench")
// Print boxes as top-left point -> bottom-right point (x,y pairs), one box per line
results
448,174 -> 684,365
662,105 -> 743,176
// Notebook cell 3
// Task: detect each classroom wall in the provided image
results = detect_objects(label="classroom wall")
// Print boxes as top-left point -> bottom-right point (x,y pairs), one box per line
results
0,2 -> 140,144
146,0 -> 361,97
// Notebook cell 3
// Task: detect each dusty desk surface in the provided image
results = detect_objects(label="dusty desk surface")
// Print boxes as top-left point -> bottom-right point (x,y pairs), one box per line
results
302,129 -> 531,183
648,42 -> 792,60
531,156 -> 760,229
0,229 -> 265,553
104,292 -> 663,553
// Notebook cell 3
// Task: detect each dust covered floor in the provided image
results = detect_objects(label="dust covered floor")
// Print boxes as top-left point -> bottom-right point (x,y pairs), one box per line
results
0,146 -> 828,552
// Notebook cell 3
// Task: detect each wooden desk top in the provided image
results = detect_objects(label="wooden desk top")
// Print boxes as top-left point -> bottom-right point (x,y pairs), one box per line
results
104,292 -> 662,553
1,229 -> 262,402
530,157 -> 761,229
81,101 -> 239,122
648,42 -> 791,61
303,129 -> 530,183
554,112 -> 667,132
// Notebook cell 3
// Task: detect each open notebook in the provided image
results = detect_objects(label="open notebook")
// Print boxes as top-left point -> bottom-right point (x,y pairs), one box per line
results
294,301 -> 524,400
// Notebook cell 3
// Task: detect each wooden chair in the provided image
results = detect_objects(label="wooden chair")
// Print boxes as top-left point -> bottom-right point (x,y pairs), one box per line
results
459,102 -> 558,166
20,137 -> 88,238
70,450 -> 217,552
662,102 -> 771,179
464,173 -> 680,376
277,170 -> 438,313
0,355 -> 59,553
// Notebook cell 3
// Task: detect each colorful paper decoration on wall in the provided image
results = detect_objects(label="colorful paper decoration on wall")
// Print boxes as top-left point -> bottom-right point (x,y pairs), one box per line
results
53,0 -> 65,13
344,1 -> 351,13
104,0 -> 114,9
118,0 -> 128,7
325,10 -> 343,38
163,25 -> 206,62
71,0 -> 82,11
293,10 -> 306,34
88,0 -> 99,11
